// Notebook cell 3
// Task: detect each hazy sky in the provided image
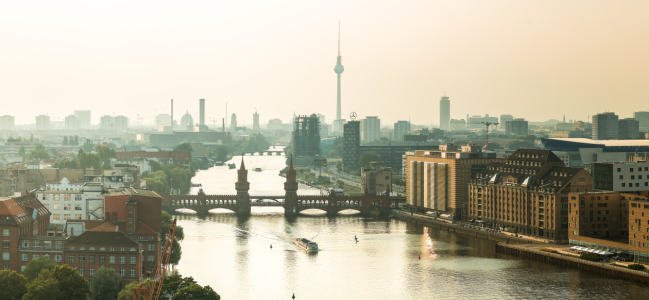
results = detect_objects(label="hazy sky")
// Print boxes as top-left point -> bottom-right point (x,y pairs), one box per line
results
1,1 -> 648,127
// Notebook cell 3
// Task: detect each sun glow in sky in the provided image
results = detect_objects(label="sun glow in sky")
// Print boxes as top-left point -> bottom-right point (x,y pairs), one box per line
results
1,0 -> 648,126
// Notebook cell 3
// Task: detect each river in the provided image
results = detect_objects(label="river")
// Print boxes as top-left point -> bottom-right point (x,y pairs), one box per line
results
172,152 -> 649,299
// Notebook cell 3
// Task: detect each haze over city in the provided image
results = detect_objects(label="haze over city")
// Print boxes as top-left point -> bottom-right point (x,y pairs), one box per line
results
2,0 -> 648,126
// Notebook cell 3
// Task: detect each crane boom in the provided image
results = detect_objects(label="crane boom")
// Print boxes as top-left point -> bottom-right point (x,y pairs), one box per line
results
134,219 -> 177,300
448,121 -> 499,151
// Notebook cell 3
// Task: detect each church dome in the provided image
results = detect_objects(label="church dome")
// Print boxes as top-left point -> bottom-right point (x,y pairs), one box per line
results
180,111 -> 194,128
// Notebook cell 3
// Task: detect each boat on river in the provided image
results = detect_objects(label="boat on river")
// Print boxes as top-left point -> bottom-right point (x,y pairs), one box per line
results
228,163 -> 236,169
294,238 -> 318,253
254,167 -> 262,172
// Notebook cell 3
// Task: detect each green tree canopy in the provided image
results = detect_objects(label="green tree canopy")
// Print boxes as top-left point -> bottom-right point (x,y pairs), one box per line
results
160,274 -> 196,300
214,145 -> 230,162
0,270 -> 28,300
29,144 -> 49,160
90,267 -> 123,300
174,142 -> 193,152
117,279 -> 153,300
358,153 -> 382,168
18,146 -> 26,157
328,143 -> 343,158
22,256 -> 57,282
62,136 -> 68,146
25,265 -> 91,300
161,211 -> 184,265
171,284 -> 220,300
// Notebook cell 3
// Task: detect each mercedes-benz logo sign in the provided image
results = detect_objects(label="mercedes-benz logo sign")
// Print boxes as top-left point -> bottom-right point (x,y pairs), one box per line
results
350,112 -> 357,120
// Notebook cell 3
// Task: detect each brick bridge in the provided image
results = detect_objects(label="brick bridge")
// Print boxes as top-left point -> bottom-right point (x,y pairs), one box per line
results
162,158 -> 405,216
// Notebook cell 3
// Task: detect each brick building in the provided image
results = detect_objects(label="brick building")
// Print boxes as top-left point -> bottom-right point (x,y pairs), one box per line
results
468,149 -> 592,242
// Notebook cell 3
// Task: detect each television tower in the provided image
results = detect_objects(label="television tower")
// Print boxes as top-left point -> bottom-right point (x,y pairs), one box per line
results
334,21 -> 345,127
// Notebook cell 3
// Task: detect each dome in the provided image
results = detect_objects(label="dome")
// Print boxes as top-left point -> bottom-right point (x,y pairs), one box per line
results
334,64 -> 344,74
180,111 -> 194,128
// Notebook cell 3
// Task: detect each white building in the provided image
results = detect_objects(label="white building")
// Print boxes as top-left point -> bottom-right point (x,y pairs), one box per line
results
36,182 -> 106,224
361,116 -> 380,143
46,177 -> 84,191
593,161 -> 649,192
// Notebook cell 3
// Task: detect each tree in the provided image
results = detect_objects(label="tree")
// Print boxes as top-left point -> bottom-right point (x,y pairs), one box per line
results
214,145 -> 230,162
0,270 -> 28,300
22,256 -> 57,282
174,142 -> 193,153
62,136 -> 68,146
160,274 -> 196,300
379,136 -> 389,142
171,284 -> 220,300
23,274 -> 61,300
161,211 -> 185,265
358,153 -> 382,168
328,143 -> 343,158
28,265 -> 91,300
18,146 -> 26,158
90,267 -> 123,300
118,279 -> 154,300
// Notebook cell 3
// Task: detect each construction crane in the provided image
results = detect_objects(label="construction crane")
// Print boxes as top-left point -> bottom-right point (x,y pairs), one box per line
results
450,120 -> 499,151
134,219 -> 177,300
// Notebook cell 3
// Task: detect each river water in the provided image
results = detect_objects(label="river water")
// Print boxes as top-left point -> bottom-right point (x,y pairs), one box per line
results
173,153 -> 649,299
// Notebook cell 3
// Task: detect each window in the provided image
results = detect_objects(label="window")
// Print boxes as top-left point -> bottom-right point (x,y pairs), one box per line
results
69,246 -> 75,250
129,217 -> 133,224
32,254 -> 39,259
68,255 -> 75,263
2,241 -> 9,248
64,214 -> 71,220
99,247 -> 105,251
632,175 -> 636,180
54,194 -> 60,201
53,214 -> 60,220
622,183 -> 626,187
120,256 -> 125,264
75,204 -> 82,211
620,175 -> 624,179
147,255 -> 154,263
75,214 -> 82,220
54,255 -> 62,262
99,256 -> 105,264
64,204 -> 71,210
53,204 -> 60,210
130,256 -> 136,264
617,168 -> 622,172
89,255 -> 95,263
120,248 -> 125,252
75,195 -> 82,201
21,254 -> 28,261
44,241 -> 51,249
89,268 -> 95,276
119,268 -> 125,277
79,255 -> 85,263
110,247 -> 115,251
109,256 -> 116,264
79,268 -> 85,276
2,253 -> 9,261
64,194 -> 71,201
2,229 -> 8,236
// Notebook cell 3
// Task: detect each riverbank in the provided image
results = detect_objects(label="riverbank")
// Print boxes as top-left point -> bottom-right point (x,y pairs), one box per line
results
496,243 -> 649,283
394,209 -> 541,244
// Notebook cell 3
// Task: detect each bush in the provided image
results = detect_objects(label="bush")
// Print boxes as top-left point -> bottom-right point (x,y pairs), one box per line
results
579,253 -> 601,262
628,263 -> 645,270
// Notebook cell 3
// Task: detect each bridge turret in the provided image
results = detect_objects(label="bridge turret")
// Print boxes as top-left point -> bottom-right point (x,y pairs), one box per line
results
284,156 -> 298,216
235,157 -> 251,215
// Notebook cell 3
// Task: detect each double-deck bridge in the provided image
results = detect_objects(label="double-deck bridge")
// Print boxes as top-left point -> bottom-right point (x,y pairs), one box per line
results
162,158 -> 405,216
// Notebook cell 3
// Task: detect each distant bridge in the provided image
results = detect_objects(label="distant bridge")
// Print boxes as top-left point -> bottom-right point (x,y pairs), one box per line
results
235,151 -> 285,156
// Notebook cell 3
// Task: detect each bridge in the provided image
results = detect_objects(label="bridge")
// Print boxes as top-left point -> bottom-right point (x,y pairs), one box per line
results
236,151 -> 285,156
162,158 -> 405,216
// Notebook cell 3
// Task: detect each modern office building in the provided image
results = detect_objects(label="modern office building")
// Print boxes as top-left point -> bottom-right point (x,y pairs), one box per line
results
450,119 -> 466,131
568,191 -> 649,264
406,144 -> 501,219
635,111 -> 649,132
505,118 -> 528,135
292,114 -> 320,159
394,121 -> 411,141
320,137 -> 337,157
592,161 -> 649,192
73,110 -> 91,129
113,115 -> 129,131
592,112 -> 619,140
199,99 -> 206,129
35,115 -> 50,130
440,95 -> 450,131
541,138 -> 649,170
500,115 -> 514,131
467,114 -> 498,130
361,116 -> 380,143
468,149 -> 593,242
65,115 -> 80,130
0,115 -> 15,130
230,113 -> 237,129
343,121 -> 361,169
619,118 -> 640,140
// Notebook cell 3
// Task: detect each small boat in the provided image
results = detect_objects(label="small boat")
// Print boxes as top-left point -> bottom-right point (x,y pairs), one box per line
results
294,238 -> 318,253
254,168 -> 262,172
214,161 -> 224,166
228,163 -> 236,169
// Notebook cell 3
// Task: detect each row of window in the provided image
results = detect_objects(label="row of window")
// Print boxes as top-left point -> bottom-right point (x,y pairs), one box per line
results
69,246 -> 138,252
52,214 -> 83,220
44,204 -> 83,211
40,194 -> 83,201
19,253 -> 146,265
18,240 -> 62,250
79,267 -> 136,277
616,167 -> 649,172
621,182 -> 649,187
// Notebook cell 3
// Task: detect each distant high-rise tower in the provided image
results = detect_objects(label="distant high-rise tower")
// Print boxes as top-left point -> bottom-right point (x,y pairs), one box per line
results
253,110 -> 260,130
199,99 -> 205,128
231,113 -> 237,129
440,94 -> 450,131
74,110 -> 91,128
593,112 -> 619,140
333,21 -> 345,132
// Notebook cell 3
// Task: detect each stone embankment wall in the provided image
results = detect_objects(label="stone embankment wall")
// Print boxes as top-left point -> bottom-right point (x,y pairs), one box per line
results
496,243 -> 649,283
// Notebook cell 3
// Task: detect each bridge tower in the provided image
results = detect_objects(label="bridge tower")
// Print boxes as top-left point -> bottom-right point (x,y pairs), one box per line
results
284,156 -> 298,216
235,158 -> 251,215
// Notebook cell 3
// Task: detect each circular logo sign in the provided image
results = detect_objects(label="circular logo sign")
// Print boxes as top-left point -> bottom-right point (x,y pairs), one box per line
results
350,112 -> 357,120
